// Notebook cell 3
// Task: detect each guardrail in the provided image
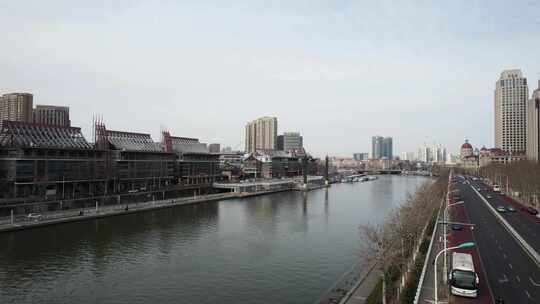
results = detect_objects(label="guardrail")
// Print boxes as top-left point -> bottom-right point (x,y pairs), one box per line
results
0,192 -> 238,230
470,186 -> 540,267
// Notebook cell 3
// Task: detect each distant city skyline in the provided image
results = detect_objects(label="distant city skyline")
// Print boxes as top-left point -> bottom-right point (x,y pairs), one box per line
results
1,1 -> 540,157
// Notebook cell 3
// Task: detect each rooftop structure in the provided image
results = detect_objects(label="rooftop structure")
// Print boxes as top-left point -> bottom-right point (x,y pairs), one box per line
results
105,130 -> 164,152
0,121 -> 92,149
33,105 -> 70,127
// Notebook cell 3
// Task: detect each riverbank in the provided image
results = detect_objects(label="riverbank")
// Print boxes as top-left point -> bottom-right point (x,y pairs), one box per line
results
0,175 -> 429,304
0,185 -> 330,233
319,173 -> 447,304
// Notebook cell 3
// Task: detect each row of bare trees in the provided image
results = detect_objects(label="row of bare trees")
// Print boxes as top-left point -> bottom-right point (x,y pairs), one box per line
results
360,172 -> 448,304
477,161 -> 540,208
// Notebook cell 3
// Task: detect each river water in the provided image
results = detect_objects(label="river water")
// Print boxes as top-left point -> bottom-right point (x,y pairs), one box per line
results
0,175 -> 428,304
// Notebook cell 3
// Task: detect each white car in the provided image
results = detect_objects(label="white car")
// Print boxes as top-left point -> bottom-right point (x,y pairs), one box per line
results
27,213 -> 43,221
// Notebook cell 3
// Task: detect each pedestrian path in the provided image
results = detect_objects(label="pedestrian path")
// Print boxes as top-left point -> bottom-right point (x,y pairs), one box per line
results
417,213 -> 445,304
343,266 -> 381,304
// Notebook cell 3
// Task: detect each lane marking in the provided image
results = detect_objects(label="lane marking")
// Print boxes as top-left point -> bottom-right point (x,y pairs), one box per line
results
531,277 -> 540,287
499,274 -> 509,283
516,276 -> 521,283
503,253 -> 507,259
508,263 -> 513,270
525,290 -> 531,299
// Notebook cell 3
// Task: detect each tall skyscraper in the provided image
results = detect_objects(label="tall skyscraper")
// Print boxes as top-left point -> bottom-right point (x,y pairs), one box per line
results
277,132 -> 303,152
33,105 -> 70,127
372,136 -> 393,159
0,92 -> 33,125
372,136 -> 383,159
430,144 -> 447,163
382,137 -> 393,159
245,116 -> 278,153
527,80 -> 540,161
495,69 -> 528,152
417,144 -> 430,163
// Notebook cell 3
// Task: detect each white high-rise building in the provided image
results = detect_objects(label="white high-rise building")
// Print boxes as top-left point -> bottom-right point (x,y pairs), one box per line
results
245,116 -> 278,153
527,80 -> 540,161
400,152 -> 416,161
430,144 -> 447,164
495,69 -> 528,152
417,144 -> 430,163
417,143 -> 446,163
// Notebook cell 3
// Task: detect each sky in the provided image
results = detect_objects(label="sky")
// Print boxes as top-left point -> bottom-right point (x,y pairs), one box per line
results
1,0 -> 540,158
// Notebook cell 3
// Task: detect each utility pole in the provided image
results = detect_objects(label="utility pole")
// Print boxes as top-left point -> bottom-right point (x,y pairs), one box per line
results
324,156 -> 329,185
302,156 -> 308,189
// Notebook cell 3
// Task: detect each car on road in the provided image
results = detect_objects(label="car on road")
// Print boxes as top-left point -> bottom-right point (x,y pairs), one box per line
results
526,207 -> 539,215
496,206 -> 506,213
505,206 -> 516,212
27,213 -> 43,222
451,224 -> 464,231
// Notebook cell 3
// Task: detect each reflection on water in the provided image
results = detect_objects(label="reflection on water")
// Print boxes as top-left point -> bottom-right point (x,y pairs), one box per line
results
0,176 -> 427,304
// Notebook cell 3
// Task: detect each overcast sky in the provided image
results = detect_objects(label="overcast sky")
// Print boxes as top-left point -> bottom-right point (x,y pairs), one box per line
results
1,0 -> 540,157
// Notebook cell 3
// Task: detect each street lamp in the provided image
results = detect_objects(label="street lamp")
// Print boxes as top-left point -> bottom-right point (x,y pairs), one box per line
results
443,201 -> 465,282
434,242 -> 474,304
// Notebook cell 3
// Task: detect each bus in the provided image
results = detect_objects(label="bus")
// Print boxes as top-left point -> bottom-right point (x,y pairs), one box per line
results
449,252 -> 479,298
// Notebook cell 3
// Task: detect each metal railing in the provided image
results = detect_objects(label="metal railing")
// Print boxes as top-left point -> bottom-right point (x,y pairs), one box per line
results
0,192 -> 237,229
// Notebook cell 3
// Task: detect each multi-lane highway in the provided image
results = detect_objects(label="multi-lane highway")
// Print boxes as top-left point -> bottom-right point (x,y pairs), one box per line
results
453,177 -> 540,303
468,179 -> 540,253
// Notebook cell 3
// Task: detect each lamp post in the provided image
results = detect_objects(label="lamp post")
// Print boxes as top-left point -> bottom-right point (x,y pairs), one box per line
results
443,201 -> 465,283
434,242 -> 474,304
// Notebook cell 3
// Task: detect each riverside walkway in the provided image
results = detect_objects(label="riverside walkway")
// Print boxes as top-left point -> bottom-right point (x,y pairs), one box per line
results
0,180 -> 328,233
0,192 -> 238,233
315,260 -> 380,304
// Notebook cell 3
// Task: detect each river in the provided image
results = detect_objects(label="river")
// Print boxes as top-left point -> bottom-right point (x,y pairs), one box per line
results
0,175 -> 428,304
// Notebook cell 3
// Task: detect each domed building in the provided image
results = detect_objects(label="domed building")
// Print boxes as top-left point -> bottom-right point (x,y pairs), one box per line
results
459,140 -> 479,169
460,140 -> 474,158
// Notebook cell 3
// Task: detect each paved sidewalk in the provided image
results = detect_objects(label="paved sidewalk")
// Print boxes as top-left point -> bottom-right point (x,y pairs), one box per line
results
0,192 -> 238,232
417,213 -> 446,304
343,267 -> 382,304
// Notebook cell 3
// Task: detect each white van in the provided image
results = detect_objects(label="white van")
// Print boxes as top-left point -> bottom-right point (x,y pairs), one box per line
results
449,252 -> 479,298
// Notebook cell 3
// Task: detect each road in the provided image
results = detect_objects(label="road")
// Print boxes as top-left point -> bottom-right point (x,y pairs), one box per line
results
447,194 -> 493,304
468,179 -> 540,253
456,177 -> 540,303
